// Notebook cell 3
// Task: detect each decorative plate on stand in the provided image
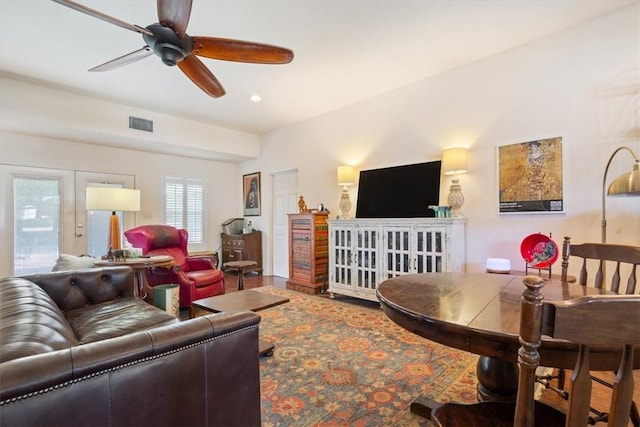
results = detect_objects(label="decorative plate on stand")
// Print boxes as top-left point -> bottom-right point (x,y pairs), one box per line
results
520,233 -> 559,268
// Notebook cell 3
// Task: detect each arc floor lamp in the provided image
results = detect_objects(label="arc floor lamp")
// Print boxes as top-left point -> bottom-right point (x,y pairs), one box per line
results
601,146 -> 640,243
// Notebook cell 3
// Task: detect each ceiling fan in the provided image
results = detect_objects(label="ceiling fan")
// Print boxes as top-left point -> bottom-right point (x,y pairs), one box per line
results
51,0 -> 294,98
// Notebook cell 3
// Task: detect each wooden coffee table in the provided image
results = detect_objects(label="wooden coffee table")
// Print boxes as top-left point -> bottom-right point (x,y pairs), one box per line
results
191,289 -> 290,356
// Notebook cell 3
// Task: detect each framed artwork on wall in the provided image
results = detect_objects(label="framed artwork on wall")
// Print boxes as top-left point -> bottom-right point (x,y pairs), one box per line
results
243,172 -> 261,216
498,137 -> 564,214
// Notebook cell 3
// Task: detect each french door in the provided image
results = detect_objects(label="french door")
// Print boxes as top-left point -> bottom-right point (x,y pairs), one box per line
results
0,165 -> 135,276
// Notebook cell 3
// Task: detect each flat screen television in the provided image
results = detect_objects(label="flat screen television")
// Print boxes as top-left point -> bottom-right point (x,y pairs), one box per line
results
355,161 -> 441,218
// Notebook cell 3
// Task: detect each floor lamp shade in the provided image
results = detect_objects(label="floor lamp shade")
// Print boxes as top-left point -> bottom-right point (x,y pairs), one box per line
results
86,187 -> 141,250
601,146 -> 640,243
607,169 -> 640,196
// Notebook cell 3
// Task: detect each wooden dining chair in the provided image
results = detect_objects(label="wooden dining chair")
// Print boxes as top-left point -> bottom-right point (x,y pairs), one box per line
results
429,275 -> 640,427
560,236 -> 640,294
557,236 -> 640,425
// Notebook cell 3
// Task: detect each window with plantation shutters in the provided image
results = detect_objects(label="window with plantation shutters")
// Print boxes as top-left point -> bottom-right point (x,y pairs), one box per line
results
163,177 -> 205,249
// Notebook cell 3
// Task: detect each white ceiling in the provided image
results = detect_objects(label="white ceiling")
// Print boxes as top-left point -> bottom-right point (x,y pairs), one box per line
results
0,0 -> 636,136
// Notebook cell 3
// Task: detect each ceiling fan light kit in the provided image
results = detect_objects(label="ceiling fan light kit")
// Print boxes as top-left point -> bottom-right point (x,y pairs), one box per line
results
52,0 -> 294,98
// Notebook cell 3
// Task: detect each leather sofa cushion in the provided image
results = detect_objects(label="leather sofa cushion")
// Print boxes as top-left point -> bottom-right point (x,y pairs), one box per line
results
0,278 -> 78,363
66,298 -> 177,344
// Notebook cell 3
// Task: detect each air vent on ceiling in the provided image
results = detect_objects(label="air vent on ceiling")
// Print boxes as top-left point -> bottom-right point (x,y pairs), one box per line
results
129,116 -> 153,133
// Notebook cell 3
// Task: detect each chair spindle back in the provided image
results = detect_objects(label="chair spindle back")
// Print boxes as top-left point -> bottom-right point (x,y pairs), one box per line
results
560,236 -> 640,294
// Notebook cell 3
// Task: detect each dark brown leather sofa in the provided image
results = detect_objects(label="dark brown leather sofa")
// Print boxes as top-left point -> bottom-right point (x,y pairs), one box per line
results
0,267 -> 261,427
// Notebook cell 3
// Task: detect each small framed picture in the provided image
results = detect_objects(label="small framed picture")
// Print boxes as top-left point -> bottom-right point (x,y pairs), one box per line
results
243,172 -> 261,216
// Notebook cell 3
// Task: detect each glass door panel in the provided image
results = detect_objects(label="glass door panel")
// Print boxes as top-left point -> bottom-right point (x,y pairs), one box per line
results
0,165 -> 75,276
415,228 -> 447,273
331,227 -> 353,287
13,177 -> 61,275
355,227 -> 377,290
383,227 -> 411,278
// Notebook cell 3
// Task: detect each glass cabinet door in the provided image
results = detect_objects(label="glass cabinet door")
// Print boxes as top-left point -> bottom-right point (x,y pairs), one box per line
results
354,227 -> 377,291
331,226 -> 353,288
414,227 -> 446,273
382,226 -> 411,279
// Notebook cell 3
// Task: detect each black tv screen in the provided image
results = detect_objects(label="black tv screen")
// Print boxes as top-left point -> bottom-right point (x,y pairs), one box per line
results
355,161 -> 441,218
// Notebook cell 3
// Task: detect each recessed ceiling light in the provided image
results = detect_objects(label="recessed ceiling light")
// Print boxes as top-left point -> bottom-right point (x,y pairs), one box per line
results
250,95 -> 262,103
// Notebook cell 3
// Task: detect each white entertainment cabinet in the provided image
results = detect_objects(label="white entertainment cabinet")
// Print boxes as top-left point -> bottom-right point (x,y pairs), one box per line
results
327,218 -> 466,302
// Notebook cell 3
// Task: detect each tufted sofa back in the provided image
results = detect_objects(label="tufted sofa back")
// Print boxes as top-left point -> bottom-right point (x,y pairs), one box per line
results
21,266 -> 135,311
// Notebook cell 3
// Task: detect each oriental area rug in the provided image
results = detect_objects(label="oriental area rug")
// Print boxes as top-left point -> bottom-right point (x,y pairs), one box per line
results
254,286 -> 479,426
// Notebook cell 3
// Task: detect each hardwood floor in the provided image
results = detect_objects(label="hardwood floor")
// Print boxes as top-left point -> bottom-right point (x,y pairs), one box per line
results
216,273 -> 640,425
224,272 -> 287,292
538,369 -> 640,426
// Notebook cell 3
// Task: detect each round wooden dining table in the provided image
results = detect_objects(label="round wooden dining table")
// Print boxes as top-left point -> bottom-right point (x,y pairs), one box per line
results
377,272 -> 639,405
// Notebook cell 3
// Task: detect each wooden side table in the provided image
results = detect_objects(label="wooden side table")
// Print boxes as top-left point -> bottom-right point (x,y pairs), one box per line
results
223,260 -> 258,290
94,255 -> 174,298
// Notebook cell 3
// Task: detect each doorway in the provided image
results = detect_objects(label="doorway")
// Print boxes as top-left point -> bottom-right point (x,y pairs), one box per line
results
271,169 -> 298,278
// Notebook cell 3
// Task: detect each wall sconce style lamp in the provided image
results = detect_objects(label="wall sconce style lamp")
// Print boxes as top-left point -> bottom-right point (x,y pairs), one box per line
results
601,146 -> 639,243
337,165 -> 356,219
86,187 -> 141,250
442,147 -> 468,217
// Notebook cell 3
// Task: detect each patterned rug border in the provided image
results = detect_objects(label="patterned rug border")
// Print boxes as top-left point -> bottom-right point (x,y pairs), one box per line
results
254,286 -> 478,426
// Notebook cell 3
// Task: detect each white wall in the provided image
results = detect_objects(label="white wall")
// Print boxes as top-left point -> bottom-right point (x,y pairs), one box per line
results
1,5 -> 638,278
0,131 -> 240,255
0,77 -> 261,161
247,4 -> 640,275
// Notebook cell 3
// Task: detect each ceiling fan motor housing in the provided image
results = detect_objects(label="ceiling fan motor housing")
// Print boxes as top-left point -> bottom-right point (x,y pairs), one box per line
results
143,23 -> 194,66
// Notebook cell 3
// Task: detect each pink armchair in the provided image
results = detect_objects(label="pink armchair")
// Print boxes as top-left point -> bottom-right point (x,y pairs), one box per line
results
124,225 -> 225,313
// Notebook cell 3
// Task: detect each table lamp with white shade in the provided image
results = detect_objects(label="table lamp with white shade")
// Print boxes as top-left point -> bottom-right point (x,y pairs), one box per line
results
337,165 -> 356,219
86,187 -> 141,250
442,147 -> 468,217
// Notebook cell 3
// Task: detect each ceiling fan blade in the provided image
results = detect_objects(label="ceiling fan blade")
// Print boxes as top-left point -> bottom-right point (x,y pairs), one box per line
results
192,37 -> 294,64
51,0 -> 153,36
89,47 -> 153,72
157,0 -> 193,39
178,55 -> 225,98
